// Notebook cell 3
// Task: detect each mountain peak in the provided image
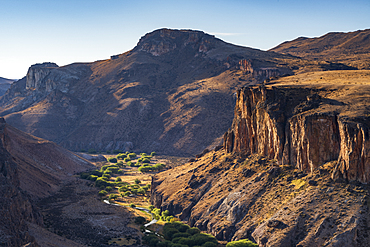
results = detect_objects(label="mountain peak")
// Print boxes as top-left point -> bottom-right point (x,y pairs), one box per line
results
134,28 -> 220,56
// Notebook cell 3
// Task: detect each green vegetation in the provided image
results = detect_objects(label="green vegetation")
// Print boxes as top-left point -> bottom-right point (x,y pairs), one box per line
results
134,178 -> 141,184
143,221 -> 218,247
128,153 -> 137,159
88,148 -> 97,154
226,239 -> 258,247
107,157 -> 118,163
98,190 -> 108,196
117,153 -> 127,159
138,163 -> 166,173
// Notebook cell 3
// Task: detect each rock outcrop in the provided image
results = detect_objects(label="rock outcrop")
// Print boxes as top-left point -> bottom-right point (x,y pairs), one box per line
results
224,83 -> 370,183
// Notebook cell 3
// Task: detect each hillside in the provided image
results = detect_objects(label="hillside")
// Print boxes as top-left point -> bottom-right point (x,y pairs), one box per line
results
0,118 -> 94,246
270,29 -> 370,70
151,70 -> 370,246
0,28 -> 320,156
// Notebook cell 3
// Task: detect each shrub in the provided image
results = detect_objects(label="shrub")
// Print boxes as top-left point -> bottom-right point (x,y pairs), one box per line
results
123,191 -> 131,197
95,177 -> 111,187
116,161 -> 125,167
106,150 -> 111,154
118,186 -> 129,192
105,186 -> 113,191
191,233 -> 217,246
129,203 -> 136,208
226,239 -> 258,247
142,234 -> 159,247
164,228 -> 179,240
98,190 -> 108,196
149,205 -> 155,211
203,242 -> 218,247
106,167 -> 119,174
141,158 -> 151,163
107,157 -> 117,163
117,153 -> 127,159
112,149 -> 122,154
172,232 -> 191,239
134,179 -> 141,184
137,188 -> 146,195
187,227 -> 201,235
128,153 -> 137,159
88,148 -> 97,154
124,157 -> 131,162
109,194 -> 119,200
102,173 -> 111,180
151,151 -> 156,156
157,240 -> 173,247
115,177 -> 122,182
134,216 -> 147,225
140,153 -> 148,157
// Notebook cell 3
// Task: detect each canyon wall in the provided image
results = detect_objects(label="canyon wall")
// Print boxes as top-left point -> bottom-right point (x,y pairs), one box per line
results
224,85 -> 370,183
0,119 -> 42,246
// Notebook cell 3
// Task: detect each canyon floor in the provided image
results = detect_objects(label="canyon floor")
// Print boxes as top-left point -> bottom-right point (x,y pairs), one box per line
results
32,154 -> 188,247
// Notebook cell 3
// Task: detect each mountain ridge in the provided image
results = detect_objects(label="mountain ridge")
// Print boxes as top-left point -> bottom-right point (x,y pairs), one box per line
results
270,28 -> 370,70
0,28 -> 301,156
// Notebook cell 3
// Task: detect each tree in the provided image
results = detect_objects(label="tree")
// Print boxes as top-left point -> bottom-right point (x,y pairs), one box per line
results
107,157 -> 117,163
226,239 -> 258,247
134,178 -> 141,184
98,190 -> 108,196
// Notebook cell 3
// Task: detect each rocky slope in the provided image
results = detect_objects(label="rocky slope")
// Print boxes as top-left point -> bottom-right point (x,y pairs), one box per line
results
0,28 -> 317,156
270,29 -> 370,70
151,70 -> 370,246
0,118 -> 41,247
0,117 -> 95,246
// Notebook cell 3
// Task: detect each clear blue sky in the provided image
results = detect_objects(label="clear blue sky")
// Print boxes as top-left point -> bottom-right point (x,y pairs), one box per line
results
0,0 -> 369,79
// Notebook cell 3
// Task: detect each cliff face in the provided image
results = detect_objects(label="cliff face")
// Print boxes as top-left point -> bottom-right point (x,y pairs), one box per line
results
224,83 -> 370,183
0,119 -> 42,247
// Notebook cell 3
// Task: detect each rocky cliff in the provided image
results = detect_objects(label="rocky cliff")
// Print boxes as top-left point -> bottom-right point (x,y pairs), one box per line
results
151,70 -> 370,246
224,71 -> 370,183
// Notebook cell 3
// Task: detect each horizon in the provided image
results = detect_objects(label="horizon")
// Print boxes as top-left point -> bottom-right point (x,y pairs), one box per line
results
1,0 -> 369,79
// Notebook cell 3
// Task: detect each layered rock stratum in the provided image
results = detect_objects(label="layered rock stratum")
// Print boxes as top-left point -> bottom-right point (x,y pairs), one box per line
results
151,70 -> 370,247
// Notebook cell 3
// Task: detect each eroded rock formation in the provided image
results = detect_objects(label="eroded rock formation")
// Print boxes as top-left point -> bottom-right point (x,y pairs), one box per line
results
224,84 -> 370,183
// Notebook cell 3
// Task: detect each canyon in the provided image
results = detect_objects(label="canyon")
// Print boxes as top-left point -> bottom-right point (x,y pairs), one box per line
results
1,28 -> 370,246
